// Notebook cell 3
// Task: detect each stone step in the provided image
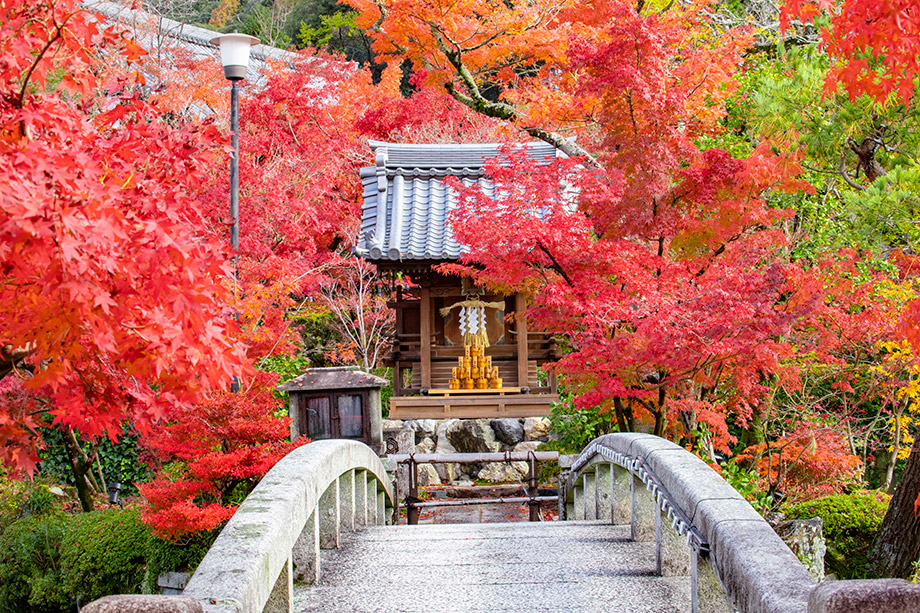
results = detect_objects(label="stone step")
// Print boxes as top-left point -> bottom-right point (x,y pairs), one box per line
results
294,522 -> 690,613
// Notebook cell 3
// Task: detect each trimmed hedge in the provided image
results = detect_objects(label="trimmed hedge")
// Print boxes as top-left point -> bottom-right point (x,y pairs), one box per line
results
0,514 -> 70,612
60,509 -> 149,604
784,491 -> 889,578
0,508 -> 214,612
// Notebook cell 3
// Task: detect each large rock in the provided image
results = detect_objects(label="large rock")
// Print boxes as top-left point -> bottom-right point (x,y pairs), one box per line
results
513,441 -> 541,454
409,419 -> 438,442
491,418 -> 525,446
448,419 -> 502,454
415,437 -> 435,454
416,463 -> 441,487
382,419 -> 405,430
435,420 -> 459,453
523,417 -> 551,440
772,516 -> 826,581
434,420 -> 460,481
478,462 -> 529,483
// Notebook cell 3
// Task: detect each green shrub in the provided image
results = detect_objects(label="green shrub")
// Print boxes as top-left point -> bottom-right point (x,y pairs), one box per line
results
59,509 -> 149,604
544,397 -> 616,454
143,531 -> 217,593
0,513 -> 71,613
0,471 -> 64,533
784,491 -> 890,578
720,462 -> 771,514
0,505 -> 221,610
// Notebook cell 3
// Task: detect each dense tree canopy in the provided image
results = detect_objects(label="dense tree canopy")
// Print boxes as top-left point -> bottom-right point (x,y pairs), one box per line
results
0,0 -> 250,474
3,0 -> 920,581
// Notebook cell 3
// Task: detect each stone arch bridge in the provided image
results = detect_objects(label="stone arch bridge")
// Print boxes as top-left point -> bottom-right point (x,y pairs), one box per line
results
85,435 -> 920,613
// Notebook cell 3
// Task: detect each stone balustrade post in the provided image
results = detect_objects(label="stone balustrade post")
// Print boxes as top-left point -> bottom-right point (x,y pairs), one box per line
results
691,551 -> 732,613
319,478 -> 340,549
612,464 -> 630,524
630,473 -> 656,542
573,484 -> 585,520
367,478 -> 378,526
339,470 -> 355,532
355,470 -> 368,528
807,579 -> 920,613
583,471 -> 597,520
264,556 -> 293,613
656,506 -> 691,576
377,489 -> 386,525
292,509 -> 320,584
595,463 -> 613,523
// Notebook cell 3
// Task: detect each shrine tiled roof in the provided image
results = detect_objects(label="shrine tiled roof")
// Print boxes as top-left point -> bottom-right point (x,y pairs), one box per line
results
277,367 -> 388,392
354,141 -> 564,262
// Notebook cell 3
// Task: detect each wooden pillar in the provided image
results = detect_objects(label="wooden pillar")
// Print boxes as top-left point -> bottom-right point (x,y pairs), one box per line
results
515,293 -> 528,388
394,286 -> 404,396
421,288 -> 432,389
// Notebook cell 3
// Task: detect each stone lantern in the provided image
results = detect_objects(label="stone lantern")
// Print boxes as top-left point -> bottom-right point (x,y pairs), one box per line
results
278,367 -> 387,453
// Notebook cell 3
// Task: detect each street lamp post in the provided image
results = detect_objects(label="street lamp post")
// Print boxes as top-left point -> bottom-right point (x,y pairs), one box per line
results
210,32 -> 260,256
210,32 -> 260,393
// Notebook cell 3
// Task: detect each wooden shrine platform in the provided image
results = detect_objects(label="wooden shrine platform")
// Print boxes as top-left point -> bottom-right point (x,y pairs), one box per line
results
388,393 -> 558,419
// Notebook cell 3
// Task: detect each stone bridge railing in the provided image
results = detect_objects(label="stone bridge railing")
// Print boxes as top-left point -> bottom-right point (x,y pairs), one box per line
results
561,433 -> 920,613
85,440 -> 394,613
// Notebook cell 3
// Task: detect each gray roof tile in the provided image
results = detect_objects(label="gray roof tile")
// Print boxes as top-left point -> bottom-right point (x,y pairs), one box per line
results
277,367 -> 388,392
355,141 -> 564,262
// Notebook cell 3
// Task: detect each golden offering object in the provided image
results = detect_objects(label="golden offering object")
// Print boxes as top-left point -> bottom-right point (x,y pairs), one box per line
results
449,338 -> 504,391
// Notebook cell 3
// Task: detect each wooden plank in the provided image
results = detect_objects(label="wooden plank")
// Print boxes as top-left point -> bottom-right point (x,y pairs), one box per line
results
420,288 -> 431,389
389,394 -> 558,419
426,387 -> 523,396
516,293 -> 529,388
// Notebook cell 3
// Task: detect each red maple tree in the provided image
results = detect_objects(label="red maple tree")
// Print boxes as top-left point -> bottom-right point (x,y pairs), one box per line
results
0,0 -> 250,475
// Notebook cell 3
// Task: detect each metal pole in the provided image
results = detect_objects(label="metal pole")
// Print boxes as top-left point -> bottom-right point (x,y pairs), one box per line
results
407,458 -> 419,525
528,452 -> 540,522
229,78 -> 240,394
230,79 -> 240,254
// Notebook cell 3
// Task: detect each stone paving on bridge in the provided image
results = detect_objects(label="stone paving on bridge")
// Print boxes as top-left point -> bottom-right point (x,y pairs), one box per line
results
294,520 -> 690,612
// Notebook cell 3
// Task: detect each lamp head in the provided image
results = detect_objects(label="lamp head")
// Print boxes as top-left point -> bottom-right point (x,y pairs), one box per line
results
107,482 -> 123,505
209,33 -> 261,80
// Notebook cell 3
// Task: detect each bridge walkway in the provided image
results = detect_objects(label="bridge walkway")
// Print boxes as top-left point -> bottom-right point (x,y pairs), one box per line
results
294,521 -> 690,613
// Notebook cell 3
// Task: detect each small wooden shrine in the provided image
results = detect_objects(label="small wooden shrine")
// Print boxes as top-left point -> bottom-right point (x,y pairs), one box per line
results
355,141 -> 561,419
278,367 -> 387,452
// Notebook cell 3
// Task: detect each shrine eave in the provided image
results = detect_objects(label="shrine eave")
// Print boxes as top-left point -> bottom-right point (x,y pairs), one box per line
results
354,140 -> 564,262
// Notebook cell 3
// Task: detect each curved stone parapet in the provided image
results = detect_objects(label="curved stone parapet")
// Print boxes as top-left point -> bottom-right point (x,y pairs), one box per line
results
180,440 -> 394,613
563,433 -> 920,613
564,433 -> 816,613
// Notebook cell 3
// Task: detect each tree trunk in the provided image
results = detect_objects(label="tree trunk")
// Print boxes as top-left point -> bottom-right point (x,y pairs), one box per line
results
867,435 -> 920,578
613,396 -> 635,432
652,387 -> 667,438
60,426 -> 95,512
